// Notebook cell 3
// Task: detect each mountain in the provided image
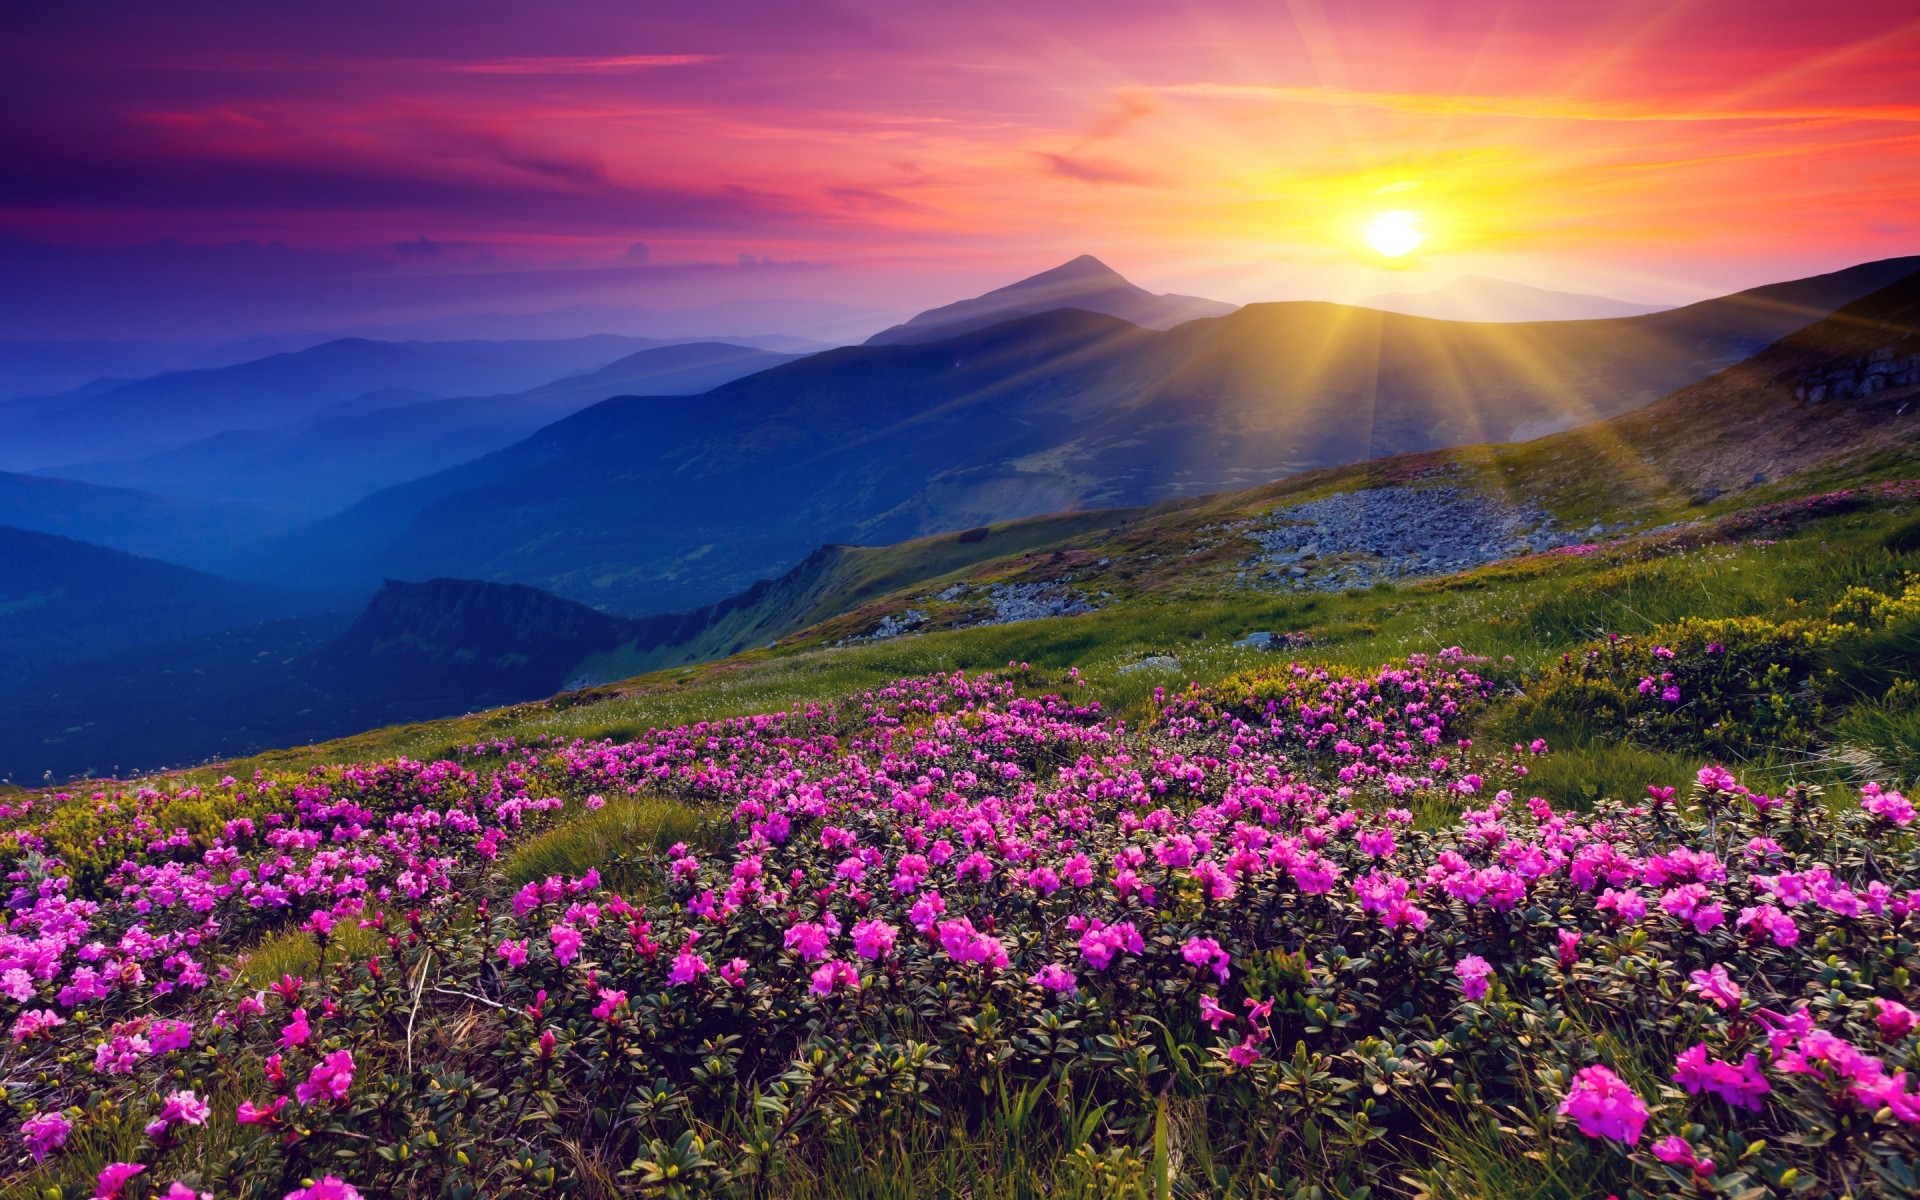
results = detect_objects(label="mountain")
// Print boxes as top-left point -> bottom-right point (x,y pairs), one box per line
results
1362,276 -> 1670,322
245,256 -> 1920,615
0,470 -> 299,570
0,526 -> 328,681
0,334 -> 671,471
864,255 -> 1237,345
309,578 -> 646,711
10,265 -> 1920,782
43,342 -> 806,515
0,508 -> 1135,779
1581,266 -> 1920,496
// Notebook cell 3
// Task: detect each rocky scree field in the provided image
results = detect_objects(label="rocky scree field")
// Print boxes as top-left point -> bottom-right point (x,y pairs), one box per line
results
4,484 -> 1920,1200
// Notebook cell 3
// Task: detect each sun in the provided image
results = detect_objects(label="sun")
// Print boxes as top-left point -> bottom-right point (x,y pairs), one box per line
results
1362,210 -> 1425,258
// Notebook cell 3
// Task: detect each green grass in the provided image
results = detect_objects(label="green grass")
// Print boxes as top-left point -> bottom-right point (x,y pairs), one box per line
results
503,796 -> 714,893
236,920 -> 383,988
191,489 -> 1920,808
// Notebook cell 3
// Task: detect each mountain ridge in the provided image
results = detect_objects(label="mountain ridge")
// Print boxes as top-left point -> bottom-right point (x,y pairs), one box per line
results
864,255 -> 1237,345
243,254 -> 1920,614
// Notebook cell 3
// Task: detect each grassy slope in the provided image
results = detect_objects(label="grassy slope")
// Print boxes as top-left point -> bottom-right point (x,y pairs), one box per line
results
220,449 -> 1920,801
135,273 -> 1920,784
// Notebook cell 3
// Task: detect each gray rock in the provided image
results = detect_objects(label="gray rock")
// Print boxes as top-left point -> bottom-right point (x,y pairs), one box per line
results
1234,632 -> 1276,649
1118,654 -> 1182,674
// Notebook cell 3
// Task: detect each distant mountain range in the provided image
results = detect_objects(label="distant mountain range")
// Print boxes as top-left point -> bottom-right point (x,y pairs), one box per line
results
864,255 -> 1237,345
0,510 -> 1136,779
1362,275 -> 1670,322
0,470 -> 302,568
0,525 -> 326,681
0,334 -> 685,471
43,341 -> 805,515
9,259 -> 1920,782
242,254 -> 1920,614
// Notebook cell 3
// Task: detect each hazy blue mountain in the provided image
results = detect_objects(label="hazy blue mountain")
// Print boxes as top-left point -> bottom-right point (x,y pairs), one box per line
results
864,255 -> 1237,345
236,255 -> 1917,616
45,342 -> 805,514
0,470 -> 299,570
0,525 -> 329,681
1361,275 -> 1671,322
0,334 -> 672,470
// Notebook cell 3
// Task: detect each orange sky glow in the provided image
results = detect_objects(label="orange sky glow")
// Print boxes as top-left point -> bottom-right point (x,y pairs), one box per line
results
3,0 -> 1917,325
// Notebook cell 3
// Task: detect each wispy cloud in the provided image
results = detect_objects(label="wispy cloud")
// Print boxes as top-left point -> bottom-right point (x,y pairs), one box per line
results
426,54 -> 719,75
1036,152 -> 1157,186
1154,82 -> 1920,125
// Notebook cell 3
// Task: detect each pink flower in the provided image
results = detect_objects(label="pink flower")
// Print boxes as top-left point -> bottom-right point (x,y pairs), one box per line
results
95,1163 -> 146,1200
1558,1064 -> 1649,1144
850,919 -> 899,960
1028,963 -> 1078,995
236,1096 -> 290,1125
1355,828 -> 1396,859
1877,998 -> 1918,1041
164,1185 -> 213,1200
497,938 -> 528,968
937,918 -> 1009,968
20,1110 -> 70,1161
149,1019 -> 193,1053
146,1089 -> 210,1136
809,959 -> 859,996
1198,994 -> 1235,1030
294,1049 -> 356,1105
279,1007 -> 311,1049
1672,1044 -> 1770,1111
283,1178 -> 365,1200
784,921 -> 832,962
1454,954 -> 1493,1001
1077,920 -> 1144,970
590,988 -> 627,1021
1687,965 -> 1741,1010
1226,1036 -> 1262,1066
1181,936 -> 1232,984
1651,1135 -> 1713,1175
719,958 -> 749,987
1555,929 -> 1581,970
1862,783 -> 1916,826
667,945 -> 709,986
548,924 -> 584,966
1736,903 -> 1799,946
10,1008 -> 66,1042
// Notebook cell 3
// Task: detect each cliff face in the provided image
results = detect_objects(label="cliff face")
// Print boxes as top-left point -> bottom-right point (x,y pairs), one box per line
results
309,577 -> 643,710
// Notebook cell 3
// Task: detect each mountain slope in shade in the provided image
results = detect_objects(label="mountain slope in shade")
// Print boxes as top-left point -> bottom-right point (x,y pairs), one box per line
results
0,470 -> 297,570
0,525 -> 327,680
0,509 -> 1148,779
251,255 -> 1920,616
0,334 -> 666,471
308,578 -> 643,711
864,255 -> 1236,345
45,342 -> 805,515
1572,266 -> 1920,496
10,267 -> 1920,782
1362,275 -> 1670,322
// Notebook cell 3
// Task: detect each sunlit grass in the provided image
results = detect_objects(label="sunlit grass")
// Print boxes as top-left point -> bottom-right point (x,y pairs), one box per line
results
504,795 -> 715,894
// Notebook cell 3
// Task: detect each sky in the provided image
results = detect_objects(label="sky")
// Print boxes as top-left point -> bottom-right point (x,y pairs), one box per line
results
2,0 -> 1917,342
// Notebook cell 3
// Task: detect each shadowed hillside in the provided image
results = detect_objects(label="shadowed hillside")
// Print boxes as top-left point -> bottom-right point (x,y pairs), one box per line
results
864,255 -> 1237,345
0,525 -> 327,679
256,256 -> 1920,613
47,341 -> 804,515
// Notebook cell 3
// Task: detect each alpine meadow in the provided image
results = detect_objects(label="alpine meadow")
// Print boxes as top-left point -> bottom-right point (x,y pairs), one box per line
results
3,4 -> 1920,1200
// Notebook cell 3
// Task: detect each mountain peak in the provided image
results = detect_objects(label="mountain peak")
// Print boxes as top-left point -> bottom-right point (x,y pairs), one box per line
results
865,256 -> 1234,346
1009,254 -> 1123,287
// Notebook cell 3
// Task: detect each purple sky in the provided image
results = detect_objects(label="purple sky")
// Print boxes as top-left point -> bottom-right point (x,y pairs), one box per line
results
4,0 -> 1918,343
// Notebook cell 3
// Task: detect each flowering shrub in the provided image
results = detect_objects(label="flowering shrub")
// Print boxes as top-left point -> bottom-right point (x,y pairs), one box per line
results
0,658 -> 1916,1198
